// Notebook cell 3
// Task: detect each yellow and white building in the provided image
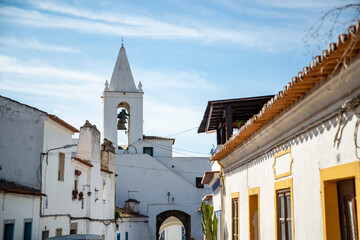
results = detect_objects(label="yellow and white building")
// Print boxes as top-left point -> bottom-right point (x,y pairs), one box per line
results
203,21 -> 360,240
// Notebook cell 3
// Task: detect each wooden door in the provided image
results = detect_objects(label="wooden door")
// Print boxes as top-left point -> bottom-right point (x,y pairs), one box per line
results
338,179 -> 358,240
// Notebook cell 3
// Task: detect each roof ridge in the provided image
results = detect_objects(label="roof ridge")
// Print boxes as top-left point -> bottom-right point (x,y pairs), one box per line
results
211,19 -> 360,161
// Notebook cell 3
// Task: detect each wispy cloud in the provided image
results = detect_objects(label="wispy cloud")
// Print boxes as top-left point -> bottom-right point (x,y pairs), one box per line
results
0,55 -> 102,82
0,4 -> 302,51
0,38 -> 80,53
134,68 -> 215,91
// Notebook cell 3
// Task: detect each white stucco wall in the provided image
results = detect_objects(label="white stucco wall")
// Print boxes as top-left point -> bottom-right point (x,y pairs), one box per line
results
0,193 -> 41,240
157,157 -> 212,187
0,97 -> 47,189
142,140 -> 173,158
103,91 -> 144,149
116,153 -> 212,240
221,55 -> 360,239
40,120 -> 116,239
116,217 -> 151,239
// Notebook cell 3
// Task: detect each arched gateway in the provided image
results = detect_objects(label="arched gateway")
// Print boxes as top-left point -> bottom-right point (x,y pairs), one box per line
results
156,210 -> 191,240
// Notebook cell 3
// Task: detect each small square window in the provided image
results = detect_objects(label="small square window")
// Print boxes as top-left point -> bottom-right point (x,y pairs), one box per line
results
196,177 -> 204,188
56,228 -> 62,236
143,147 -> 153,156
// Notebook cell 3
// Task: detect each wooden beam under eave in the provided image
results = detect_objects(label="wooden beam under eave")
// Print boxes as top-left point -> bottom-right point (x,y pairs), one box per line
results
225,105 -> 233,141
205,105 -> 213,133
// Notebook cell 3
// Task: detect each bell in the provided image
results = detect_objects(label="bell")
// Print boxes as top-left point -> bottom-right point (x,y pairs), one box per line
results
117,109 -> 129,130
117,120 -> 127,130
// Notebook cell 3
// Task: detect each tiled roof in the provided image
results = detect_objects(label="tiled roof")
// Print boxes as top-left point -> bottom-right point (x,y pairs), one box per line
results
72,157 -> 93,167
143,135 -> 175,144
202,194 -> 213,202
115,206 -> 149,218
211,20 -> 360,161
201,171 -> 220,185
0,95 -> 47,115
101,168 -> 113,174
48,114 -> 79,133
0,180 -> 46,197
0,96 -> 79,133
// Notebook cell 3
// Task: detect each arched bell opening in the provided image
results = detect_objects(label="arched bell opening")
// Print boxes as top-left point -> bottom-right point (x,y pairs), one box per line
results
156,210 -> 191,240
117,102 -> 130,149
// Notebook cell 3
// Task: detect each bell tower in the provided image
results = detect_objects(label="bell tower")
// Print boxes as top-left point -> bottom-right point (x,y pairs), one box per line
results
103,44 -> 143,151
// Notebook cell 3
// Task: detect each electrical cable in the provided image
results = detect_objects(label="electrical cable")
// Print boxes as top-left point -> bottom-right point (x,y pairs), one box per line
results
164,127 -> 198,137
46,153 -> 208,175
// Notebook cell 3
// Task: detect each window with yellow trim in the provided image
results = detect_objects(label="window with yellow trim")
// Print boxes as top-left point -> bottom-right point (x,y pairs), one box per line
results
232,197 -> 239,240
276,188 -> 292,240
248,187 -> 260,240
274,178 -> 293,240
320,161 -> 360,240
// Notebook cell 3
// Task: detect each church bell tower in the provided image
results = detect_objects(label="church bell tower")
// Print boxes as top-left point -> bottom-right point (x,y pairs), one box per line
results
102,44 -> 143,151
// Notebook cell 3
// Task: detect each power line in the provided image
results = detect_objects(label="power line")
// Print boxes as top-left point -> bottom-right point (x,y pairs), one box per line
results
146,141 -> 210,156
48,154 -> 208,175
164,127 -> 198,138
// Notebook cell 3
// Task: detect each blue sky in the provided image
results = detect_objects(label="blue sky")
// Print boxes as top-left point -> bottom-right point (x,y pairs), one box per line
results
0,0 -> 358,157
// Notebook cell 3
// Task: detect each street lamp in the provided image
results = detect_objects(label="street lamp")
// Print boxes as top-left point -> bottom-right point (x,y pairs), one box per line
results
43,144 -> 77,164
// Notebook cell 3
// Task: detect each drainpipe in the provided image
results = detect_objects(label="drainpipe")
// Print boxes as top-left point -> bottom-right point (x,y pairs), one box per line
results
217,160 -> 225,240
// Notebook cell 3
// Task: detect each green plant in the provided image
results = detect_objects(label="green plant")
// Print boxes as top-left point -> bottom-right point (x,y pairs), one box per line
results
115,209 -> 120,220
236,120 -> 245,128
201,202 -> 218,240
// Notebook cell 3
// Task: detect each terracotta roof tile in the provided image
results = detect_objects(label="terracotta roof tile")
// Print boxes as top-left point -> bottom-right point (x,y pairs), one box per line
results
0,180 -> 46,197
72,157 -> 93,167
101,168 -> 113,174
48,114 -> 79,133
201,171 -> 220,185
0,95 -> 47,114
211,20 -> 360,161
115,206 -> 149,218
143,135 -> 175,144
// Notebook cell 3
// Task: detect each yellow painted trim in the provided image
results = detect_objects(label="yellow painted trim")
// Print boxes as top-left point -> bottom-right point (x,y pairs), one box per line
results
320,161 -> 360,240
273,148 -> 294,180
231,192 -> 239,199
248,187 -> 260,196
274,178 -> 294,240
231,192 -> 239,240
248,187 -> 260,240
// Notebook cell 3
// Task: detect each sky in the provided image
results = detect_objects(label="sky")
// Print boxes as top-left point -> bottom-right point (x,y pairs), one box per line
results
0,0 -> 359,157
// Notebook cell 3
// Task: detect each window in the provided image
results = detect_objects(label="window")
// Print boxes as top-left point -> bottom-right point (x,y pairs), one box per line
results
274,178 -> 293,240
196,177 -> 204,188
143,147 -> 153,156
24,219 -> 32,240
338,179 -> 358,239
231,192 -> 239,240
117,233 -> 120,240
320,161 -> 360,239
125,232 -> 129,240
58,152 -> 65,181
276,189 -> 292,240
4,220 -> 15,240
42,230 -> 49,240
248,187 -> 259,240
70,223 -> 77,234
55,228 -> 62,236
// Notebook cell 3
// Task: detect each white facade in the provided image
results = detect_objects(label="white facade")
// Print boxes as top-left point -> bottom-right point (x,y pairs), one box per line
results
210,26 -> 360,240
40,120 -> 116,239
103,45 -> 212,240
0,96 -> 116,239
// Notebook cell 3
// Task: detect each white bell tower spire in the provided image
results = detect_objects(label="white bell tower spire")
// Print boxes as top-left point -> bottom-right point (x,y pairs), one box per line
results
102,44 -> 144,151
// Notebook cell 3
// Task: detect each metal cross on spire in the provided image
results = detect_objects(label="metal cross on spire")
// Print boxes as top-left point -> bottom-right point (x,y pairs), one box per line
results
121,37 -> 124,47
